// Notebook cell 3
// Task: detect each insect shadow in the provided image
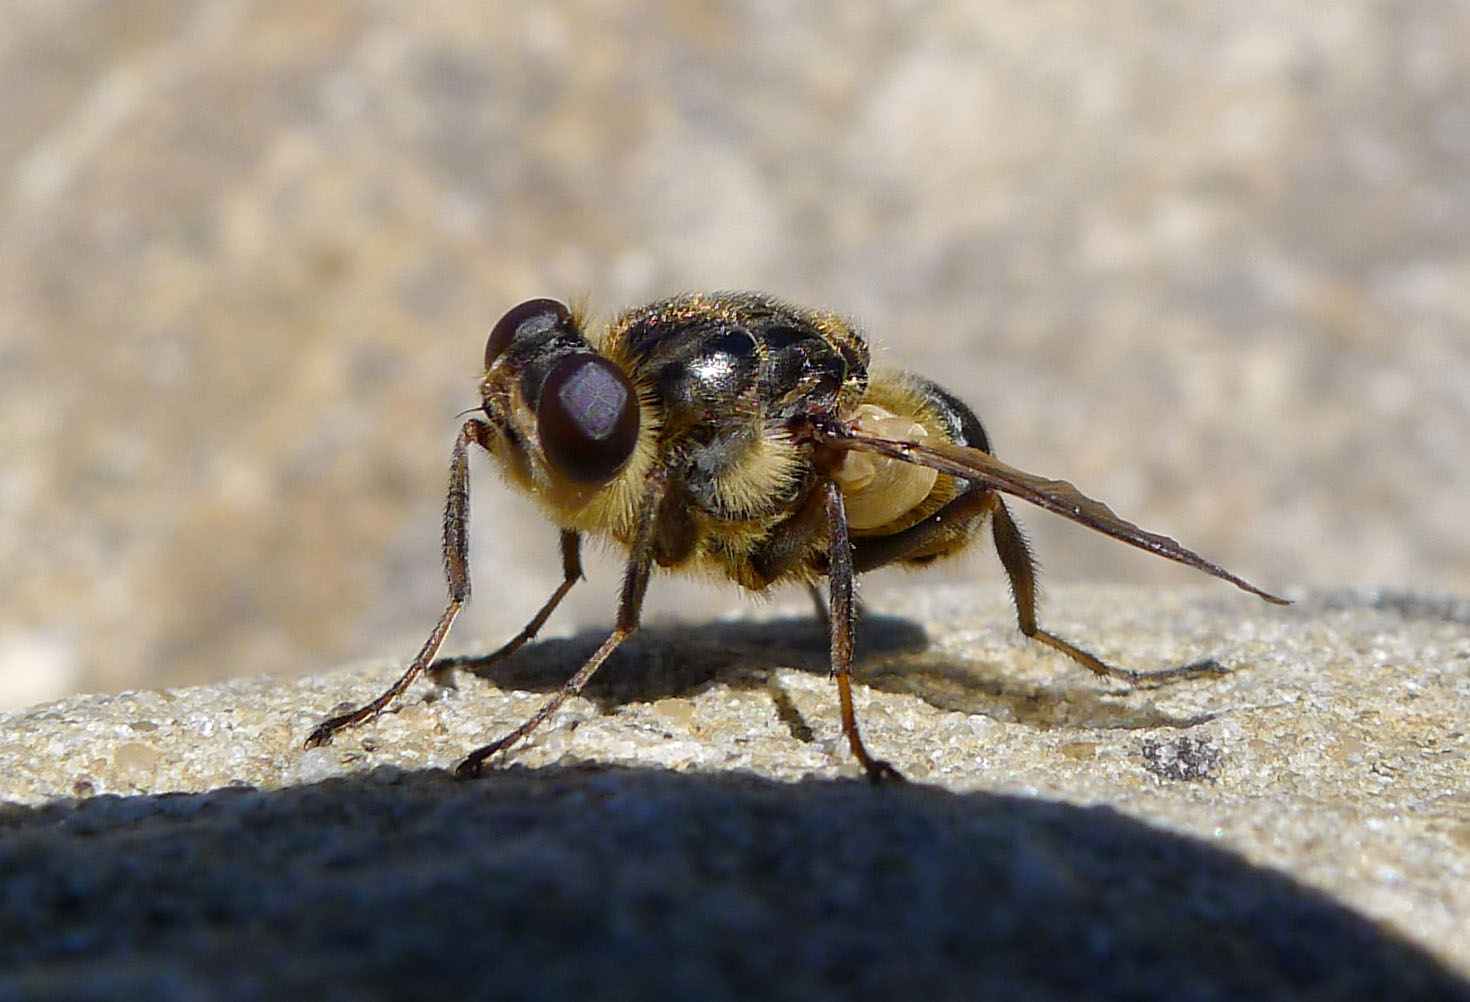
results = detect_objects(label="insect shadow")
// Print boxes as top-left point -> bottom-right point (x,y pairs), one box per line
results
430,612 -> 919,710
428,609 -> 1218,739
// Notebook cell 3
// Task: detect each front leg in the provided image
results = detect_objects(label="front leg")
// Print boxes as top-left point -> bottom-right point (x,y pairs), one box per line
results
305,417 -> 492,748
455,466 -> 673,777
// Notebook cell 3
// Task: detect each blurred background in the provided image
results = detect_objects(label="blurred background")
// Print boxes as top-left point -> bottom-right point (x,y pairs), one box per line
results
2,1 -> 1467,707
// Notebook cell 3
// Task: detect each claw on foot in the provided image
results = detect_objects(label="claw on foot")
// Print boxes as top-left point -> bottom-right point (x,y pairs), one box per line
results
863,758 -> 906,785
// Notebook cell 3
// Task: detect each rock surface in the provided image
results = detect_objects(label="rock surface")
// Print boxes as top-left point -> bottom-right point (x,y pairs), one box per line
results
2,585 -> 1467,998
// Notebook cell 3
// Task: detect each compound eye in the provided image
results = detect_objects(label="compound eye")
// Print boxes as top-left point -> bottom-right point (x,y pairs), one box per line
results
537,354 -> 640,482
485,298 -> 572,369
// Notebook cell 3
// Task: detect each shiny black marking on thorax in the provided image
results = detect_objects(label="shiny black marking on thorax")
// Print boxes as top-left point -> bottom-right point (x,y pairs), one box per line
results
616,293 -> 868,432
610,293 -> 871,524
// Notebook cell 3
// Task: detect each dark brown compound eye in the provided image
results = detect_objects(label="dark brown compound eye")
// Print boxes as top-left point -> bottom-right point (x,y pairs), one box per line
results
537,354 -> 640,482
485,298 -> 572,369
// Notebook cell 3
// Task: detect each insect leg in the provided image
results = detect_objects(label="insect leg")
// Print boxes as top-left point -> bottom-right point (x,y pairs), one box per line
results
431,530 -> 583,678
305,417 -> 493,748
990,496 -> 1225,685
822,480 -> 904,784
746,492 -> 864,630
804,582 -> 872,633
849,486 -> 993,574
455,467 -> 671,778
805,583 -> 830,629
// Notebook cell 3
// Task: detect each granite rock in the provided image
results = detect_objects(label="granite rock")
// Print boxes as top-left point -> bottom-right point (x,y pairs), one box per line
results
1,585 -> 1467,998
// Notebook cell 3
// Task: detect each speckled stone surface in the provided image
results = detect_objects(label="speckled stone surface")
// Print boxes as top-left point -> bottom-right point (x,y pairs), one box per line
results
3,1 -> 1469,709
2,585 -> 1467,998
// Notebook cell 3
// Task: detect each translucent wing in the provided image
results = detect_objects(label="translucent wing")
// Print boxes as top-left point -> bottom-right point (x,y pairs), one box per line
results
818,425 -> 1289,605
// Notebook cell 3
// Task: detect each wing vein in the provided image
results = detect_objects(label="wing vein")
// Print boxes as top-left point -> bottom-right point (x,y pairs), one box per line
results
820,427 -> 1288,605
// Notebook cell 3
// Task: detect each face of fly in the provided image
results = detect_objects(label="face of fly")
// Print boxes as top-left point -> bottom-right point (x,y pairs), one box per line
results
475,298 -> 658,540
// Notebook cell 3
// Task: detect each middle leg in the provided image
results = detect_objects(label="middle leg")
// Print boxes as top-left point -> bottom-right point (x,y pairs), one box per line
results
822,480 -> 903,784
431,529 -> 584,680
